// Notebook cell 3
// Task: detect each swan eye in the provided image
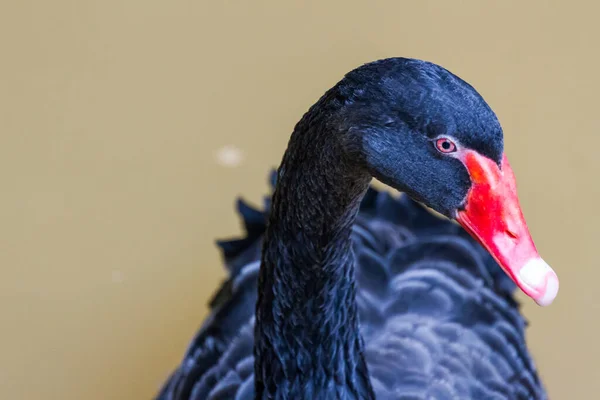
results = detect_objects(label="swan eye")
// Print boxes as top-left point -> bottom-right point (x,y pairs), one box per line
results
435,138 -> 457,154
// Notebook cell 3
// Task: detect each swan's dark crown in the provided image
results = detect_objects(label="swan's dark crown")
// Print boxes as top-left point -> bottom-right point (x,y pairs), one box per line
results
340,58 -> 503,162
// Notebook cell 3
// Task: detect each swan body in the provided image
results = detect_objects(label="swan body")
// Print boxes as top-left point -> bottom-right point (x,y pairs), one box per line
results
158,183 -> 546,399
157,58 -> 552,399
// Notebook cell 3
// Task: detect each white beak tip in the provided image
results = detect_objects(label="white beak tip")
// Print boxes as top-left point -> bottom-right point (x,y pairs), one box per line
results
518,258 -> 559,307
533,271 -> 559,307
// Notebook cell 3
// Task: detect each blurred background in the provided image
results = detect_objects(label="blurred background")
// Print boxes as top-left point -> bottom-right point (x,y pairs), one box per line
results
1,1 -> 598,399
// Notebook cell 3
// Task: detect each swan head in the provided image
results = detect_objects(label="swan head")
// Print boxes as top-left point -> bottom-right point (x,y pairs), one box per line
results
331,58 -> 558,306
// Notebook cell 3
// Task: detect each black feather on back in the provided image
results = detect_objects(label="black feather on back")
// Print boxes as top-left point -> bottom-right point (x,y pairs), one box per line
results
157,172 -> 545,400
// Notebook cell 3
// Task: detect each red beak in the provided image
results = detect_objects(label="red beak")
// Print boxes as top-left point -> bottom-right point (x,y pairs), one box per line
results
456,151 -> 559,306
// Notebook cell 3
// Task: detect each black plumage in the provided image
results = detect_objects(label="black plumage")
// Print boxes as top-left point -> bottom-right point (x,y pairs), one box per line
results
157,58 -> 547,399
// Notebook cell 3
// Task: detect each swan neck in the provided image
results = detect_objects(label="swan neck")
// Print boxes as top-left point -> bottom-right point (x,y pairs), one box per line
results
253,117 -> 374,398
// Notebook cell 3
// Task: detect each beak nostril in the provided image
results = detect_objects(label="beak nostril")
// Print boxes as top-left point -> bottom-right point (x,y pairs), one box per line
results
507,229 -> 518,239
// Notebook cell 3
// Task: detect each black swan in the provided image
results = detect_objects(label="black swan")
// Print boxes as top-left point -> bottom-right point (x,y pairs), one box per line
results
157,58 -> 557,399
